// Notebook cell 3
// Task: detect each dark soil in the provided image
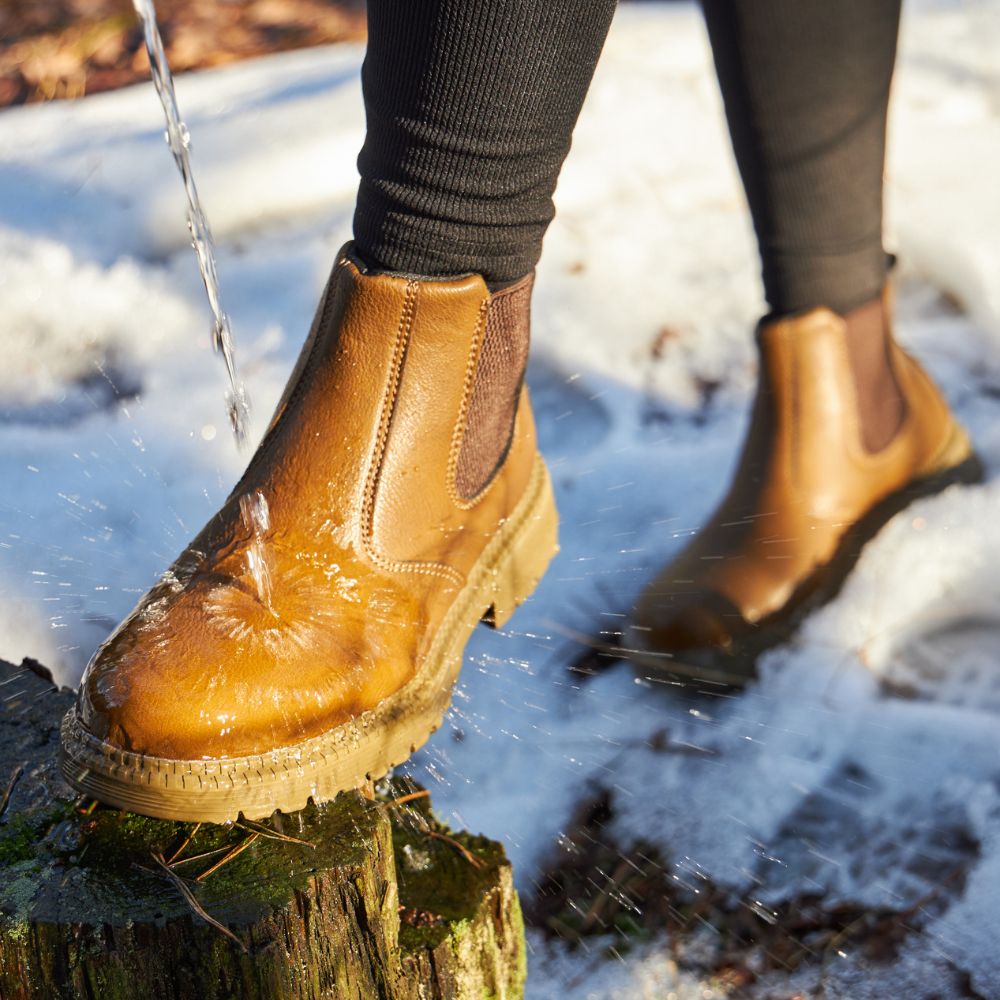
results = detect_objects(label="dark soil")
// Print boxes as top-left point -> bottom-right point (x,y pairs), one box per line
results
525,784 -> 977,994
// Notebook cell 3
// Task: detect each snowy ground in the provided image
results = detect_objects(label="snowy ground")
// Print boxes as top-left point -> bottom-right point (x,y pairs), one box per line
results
2,2 -> 1000,996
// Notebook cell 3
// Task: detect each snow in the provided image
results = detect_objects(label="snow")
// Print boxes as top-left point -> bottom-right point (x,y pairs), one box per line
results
2,1 -> 1000,995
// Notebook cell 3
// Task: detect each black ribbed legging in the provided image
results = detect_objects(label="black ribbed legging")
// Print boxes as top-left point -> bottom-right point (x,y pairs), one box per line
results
353,0 -> 902,316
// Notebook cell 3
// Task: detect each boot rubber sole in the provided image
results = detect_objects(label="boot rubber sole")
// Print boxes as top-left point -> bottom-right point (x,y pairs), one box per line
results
627,434 -> 984,690
59,455 -> 559,823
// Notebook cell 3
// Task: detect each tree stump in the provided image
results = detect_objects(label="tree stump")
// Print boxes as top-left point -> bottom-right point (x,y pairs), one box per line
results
0,658 -> 525,999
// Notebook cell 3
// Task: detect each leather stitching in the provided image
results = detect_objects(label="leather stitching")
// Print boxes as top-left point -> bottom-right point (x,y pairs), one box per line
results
446,297 -> 494,511
362,282 -> 465,586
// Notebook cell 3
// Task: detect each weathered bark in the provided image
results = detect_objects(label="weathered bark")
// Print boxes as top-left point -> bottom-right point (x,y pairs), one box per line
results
0,658 -> 525,999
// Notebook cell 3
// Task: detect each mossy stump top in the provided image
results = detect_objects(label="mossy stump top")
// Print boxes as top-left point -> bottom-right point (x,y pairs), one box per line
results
0,657 -> 525,1000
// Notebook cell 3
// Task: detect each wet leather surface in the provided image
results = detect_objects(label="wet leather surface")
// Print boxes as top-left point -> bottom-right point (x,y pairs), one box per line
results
78,249 -> 538,760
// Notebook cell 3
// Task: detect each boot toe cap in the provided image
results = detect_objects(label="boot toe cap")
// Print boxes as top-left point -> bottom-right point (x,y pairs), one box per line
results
76,566 -> 421,761
629,589 -> 744,655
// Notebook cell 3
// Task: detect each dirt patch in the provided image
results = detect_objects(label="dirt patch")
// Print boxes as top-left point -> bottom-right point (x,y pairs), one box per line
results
525,785 -> 978,994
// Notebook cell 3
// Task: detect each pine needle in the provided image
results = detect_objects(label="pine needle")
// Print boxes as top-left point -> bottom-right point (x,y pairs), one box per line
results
0,763 -> 24,820
195,831 -> 260,881
235,819 -> 316,848
378,789 -> 430,810
165,821 -> 202,864
150,851 -> 246,952
428,830 -> 484,869
168,845 -> 233,868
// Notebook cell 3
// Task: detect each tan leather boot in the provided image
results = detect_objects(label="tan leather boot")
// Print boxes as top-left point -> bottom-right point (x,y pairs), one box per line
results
626,288 -> 980,685
59,245 -> 558,821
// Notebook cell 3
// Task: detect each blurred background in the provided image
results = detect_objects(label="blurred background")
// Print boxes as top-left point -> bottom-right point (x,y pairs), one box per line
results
0,0 -> 366,106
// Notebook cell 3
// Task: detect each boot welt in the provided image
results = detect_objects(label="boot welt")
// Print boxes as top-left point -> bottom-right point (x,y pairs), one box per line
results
59,455 -> 559,823
628,447 -> 984,690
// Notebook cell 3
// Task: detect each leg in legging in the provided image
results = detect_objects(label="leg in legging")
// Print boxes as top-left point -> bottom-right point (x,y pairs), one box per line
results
702,0 -> 901,317
702,0 -> 904,451
354,0 -> 618,289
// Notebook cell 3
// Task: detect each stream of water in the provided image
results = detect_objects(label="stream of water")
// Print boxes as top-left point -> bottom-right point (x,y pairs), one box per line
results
131,0 -> 273,612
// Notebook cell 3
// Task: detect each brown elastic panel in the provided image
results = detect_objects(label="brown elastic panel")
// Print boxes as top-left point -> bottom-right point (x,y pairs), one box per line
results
842,293 -> 906,453
455,273 -> 533,499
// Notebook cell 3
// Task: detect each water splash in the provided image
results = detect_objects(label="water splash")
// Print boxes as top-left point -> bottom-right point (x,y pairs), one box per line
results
239,491 -> 274,614
131,0 -> 250,446
133,0 -> 275,609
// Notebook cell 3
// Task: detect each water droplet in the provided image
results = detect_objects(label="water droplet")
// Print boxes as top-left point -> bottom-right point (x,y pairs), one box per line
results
240,490 -> 274,613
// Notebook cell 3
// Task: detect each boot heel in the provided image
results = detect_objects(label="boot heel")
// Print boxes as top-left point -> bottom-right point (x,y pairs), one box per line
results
484,465 -> 559,629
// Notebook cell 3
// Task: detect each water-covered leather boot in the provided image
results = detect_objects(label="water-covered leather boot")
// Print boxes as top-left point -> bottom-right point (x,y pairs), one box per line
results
626,287 -> 980,685
60,244 -> 558,821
